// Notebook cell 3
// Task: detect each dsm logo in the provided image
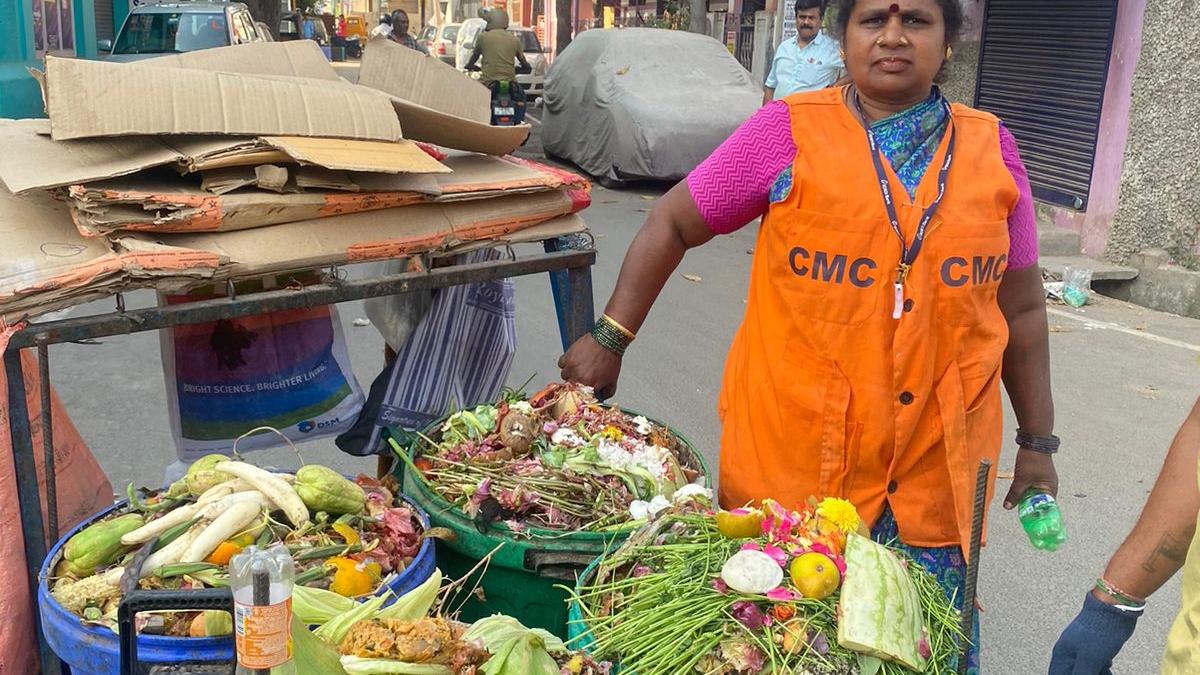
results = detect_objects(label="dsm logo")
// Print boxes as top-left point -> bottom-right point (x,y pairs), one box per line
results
297,418 -> 339,433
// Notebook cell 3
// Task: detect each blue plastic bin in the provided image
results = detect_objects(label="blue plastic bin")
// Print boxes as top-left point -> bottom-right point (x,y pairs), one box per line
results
39,493 -> 435,675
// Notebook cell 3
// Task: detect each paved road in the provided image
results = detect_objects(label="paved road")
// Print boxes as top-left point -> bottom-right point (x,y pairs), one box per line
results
39,110 -> 1200,673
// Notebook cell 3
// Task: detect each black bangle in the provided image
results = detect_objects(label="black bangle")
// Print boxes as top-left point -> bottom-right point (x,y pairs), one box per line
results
1015,429 -> 1060,455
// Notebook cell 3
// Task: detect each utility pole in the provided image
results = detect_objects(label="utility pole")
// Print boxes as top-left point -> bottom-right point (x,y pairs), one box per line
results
555,0 -> 573,53
688,0 -> 705,33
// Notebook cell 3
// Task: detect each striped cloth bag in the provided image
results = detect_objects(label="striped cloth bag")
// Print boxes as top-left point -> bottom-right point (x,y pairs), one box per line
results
337,248 -> 517,456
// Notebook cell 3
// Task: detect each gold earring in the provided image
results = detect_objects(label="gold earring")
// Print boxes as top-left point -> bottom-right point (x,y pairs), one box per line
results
945,46 -> 954,60
898,36 -> 909,46
876,36 -> 886,47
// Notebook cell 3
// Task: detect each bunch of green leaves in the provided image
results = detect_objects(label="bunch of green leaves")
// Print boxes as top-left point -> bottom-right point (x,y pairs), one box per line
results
307,569 -> 443,645
465,615 -> 565,675
439,405 -> 499,446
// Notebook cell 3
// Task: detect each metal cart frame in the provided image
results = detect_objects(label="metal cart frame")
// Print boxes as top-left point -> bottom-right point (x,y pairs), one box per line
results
5,242 -> 596,673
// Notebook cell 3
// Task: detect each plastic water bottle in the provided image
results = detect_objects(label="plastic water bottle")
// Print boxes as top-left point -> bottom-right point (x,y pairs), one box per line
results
1018,490 -> 1067,551
231,546 -> 297,675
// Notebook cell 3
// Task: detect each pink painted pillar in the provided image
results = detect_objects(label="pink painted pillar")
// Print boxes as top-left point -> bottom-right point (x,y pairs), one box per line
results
1048,0 -> 1146,258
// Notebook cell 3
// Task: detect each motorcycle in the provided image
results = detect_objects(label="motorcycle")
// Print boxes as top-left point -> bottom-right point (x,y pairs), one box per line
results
344,35 -> 363,59
466,62 -> 532,126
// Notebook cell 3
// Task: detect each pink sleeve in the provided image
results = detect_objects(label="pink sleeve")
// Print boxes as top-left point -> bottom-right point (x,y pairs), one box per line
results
999,124 -> 1039,270
686,101 -> 796,234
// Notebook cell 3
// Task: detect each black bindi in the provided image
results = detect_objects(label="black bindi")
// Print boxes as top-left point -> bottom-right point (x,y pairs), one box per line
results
889,3 -> 900,12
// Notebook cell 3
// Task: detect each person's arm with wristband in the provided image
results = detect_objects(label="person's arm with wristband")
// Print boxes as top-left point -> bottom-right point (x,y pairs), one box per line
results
1050,396 -> 1200,673
995,125 -> 1059,509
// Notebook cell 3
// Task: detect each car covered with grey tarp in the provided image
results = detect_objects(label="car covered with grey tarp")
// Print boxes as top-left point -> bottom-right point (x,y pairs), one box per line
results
542,28 -> 760,183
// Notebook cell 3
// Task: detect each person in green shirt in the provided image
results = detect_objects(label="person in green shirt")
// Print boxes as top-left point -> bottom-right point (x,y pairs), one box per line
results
466,8 -> 530,87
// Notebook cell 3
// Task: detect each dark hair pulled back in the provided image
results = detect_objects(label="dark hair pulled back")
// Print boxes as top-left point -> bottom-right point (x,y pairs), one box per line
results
832,0 -> 963,45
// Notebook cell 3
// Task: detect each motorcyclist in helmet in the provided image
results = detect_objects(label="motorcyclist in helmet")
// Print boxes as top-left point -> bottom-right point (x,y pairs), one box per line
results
466,8 -> 532,104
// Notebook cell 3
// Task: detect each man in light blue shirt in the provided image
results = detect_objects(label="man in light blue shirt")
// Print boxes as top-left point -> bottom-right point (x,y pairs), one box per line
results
763,0 -> 845,103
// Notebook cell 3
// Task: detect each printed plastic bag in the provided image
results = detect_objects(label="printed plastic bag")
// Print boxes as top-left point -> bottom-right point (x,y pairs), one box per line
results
337,248 -> 517,456
161,277 -> 365,462
0,327 -> 114,673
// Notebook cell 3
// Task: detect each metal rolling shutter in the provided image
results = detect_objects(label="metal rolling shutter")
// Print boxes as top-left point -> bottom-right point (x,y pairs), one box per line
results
973,0 -> 1118,210
95,0 -> 115,41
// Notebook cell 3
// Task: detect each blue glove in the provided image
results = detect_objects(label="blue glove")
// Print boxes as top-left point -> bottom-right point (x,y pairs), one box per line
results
1049,592 -> 1141,674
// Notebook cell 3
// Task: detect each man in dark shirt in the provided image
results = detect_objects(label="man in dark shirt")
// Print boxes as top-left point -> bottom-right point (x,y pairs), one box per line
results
388,9 -> 427,53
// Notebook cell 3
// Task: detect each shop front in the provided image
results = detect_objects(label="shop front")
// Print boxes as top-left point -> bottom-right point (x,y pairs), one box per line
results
1,0 -> 98,118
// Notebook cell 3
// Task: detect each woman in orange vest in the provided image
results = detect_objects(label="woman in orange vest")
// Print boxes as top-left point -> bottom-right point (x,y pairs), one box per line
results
560,0 -> 1059,670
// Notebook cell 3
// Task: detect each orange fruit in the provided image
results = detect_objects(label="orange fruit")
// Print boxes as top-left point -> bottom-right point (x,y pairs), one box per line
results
715,509 -> 764,539
789,552 -> 841,600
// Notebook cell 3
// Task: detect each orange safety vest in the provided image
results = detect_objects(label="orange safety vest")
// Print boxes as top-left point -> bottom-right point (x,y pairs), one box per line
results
717,87 -> 1018,555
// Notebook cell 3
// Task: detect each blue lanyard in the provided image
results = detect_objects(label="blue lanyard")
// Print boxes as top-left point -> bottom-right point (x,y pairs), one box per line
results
854,93 -> 956,318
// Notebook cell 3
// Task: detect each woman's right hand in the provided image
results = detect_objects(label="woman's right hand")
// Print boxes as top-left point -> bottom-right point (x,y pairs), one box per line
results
558,335 -> 622,400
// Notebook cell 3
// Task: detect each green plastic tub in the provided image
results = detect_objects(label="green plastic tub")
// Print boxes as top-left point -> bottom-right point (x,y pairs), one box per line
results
391,410 -> 710,639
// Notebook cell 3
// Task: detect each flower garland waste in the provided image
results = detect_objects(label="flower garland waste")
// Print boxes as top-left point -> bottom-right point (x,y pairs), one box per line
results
569,496 -> 966,675
409,382 -> 709,532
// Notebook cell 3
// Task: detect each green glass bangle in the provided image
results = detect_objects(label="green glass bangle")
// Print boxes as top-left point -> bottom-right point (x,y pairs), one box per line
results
591,319 -> 631,357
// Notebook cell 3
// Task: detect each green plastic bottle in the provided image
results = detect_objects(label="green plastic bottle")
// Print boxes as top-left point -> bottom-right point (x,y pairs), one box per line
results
1018,490 -> 1067,551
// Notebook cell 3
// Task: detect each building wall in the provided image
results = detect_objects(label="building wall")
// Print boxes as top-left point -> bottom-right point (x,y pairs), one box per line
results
1,0 -> 44,118
1042,0 -> 1145,259
1106,0 -> 1200,265
0,0 -> 99,118
944,0 -> 1158,263
940,0 -> 982,105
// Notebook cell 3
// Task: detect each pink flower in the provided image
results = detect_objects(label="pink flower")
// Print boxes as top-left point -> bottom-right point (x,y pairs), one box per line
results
542,421 -> 559,435
766,587 -> 801,602
711,577 -> 729,594
730,601 -> 770,630
740,541 -> 763,553
762,544 -> 788,567
633,565 -> 653,578
918,636 -> 932,660
761,500 -> 800,541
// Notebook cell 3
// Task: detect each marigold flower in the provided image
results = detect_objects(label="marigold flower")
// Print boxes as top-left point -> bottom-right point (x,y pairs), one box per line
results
816,497 -> 861,533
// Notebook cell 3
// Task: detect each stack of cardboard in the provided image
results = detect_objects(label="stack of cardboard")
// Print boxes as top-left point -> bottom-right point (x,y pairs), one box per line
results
0,40 -> 590,323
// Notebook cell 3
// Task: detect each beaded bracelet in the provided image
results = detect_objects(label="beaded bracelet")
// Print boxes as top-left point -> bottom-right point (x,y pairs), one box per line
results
1016,429 -> 1061,455
1095,576 -> 1147,610
591,316 -> 633,357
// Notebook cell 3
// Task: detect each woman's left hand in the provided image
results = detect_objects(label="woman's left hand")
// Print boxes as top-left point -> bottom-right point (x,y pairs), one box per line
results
1003,448 -> 1059,509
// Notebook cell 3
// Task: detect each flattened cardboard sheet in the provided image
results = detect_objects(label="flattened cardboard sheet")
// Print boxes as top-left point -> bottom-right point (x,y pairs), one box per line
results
0,189 -> 219,321
384,97 -> 530,156
358,38 -> 490,123
0,120 -> 182,194
45,56 -> 402,142
439,214 -> 589,255
68,180 -> 427,236
139,41 -> 341,81
357,39 -> 530,154
111,189 -> 585,278
67,155 -> 587,236
260,136 -> 450,175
